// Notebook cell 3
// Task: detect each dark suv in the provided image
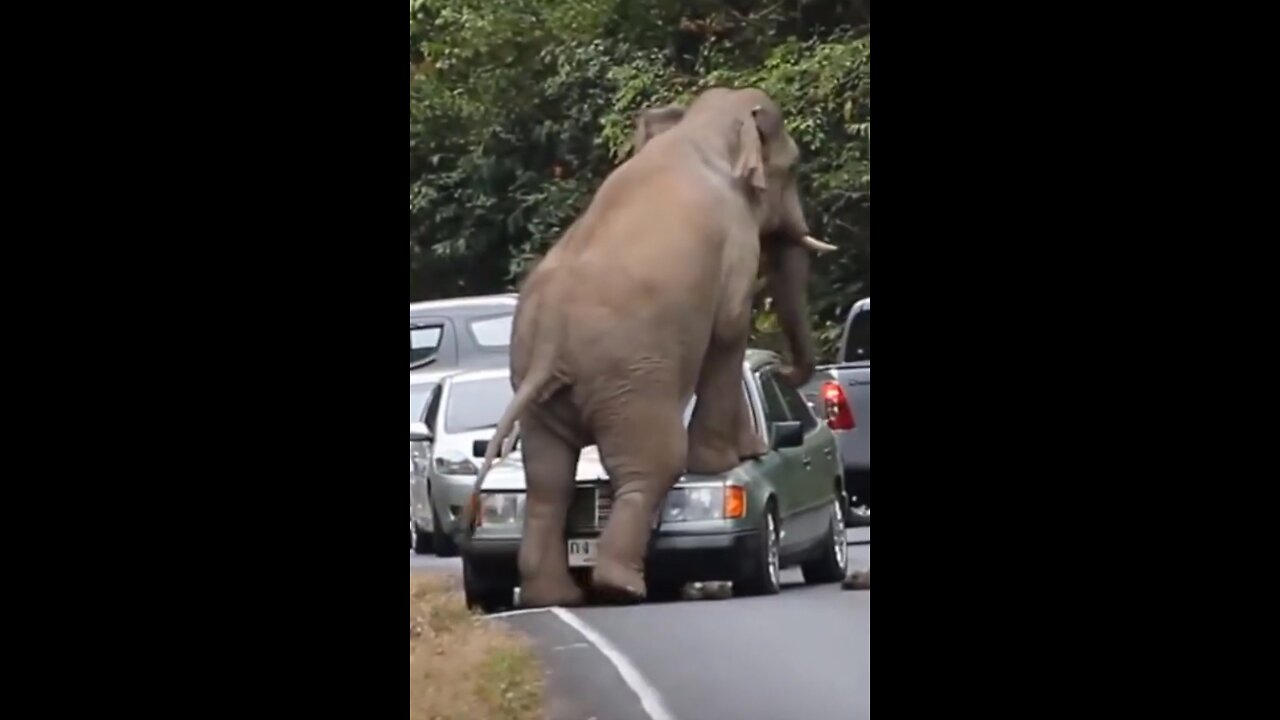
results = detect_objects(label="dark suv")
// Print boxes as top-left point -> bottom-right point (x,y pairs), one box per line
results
409,294 -> 517,374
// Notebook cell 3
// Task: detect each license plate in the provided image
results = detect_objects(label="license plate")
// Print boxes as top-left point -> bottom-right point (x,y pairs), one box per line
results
567,538 -> 598,567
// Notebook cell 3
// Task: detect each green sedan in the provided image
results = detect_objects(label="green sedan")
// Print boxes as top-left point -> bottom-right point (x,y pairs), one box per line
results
461,349 -> 850,612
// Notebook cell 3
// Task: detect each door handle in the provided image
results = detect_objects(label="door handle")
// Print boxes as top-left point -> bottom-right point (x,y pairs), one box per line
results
802,456 -> 812,469
823,447 -> 833,458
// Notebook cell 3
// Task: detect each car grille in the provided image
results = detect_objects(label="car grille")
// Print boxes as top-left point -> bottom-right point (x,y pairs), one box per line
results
568,483 -> 612,533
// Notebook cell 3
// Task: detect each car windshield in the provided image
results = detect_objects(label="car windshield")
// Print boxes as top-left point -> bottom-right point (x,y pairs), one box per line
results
445,376 -> 515,433
410,383 -> 437,423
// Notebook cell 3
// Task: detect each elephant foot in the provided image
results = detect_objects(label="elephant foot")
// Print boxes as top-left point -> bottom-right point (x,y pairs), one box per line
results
590,560 -> 647,604
842,568 -> 870,591
519,577 -> 585,608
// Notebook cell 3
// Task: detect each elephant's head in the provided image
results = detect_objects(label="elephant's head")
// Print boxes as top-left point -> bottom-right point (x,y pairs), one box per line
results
633,87 -> 835,387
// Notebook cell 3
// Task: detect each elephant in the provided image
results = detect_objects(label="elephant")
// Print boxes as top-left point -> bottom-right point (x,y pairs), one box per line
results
467,86 -> 836,607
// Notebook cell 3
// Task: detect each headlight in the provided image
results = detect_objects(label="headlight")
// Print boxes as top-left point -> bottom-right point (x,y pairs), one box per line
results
662,485 -> 733,523
434,456 -> 478,475
479,493 -> 525,526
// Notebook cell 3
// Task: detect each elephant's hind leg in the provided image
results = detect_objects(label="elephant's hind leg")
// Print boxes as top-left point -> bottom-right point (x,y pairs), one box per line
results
687,342 -> 768,474
518,416 -> 584,608
592,405 -> 687,602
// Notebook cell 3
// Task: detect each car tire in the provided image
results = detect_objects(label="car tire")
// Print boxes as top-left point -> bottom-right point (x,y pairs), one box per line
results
430,487 -> 461,557
801,496 -> 849,584
412,519 -> 434,555
646,581 -> 684,603
463,558 -> 514,614
736,503 -> 781,597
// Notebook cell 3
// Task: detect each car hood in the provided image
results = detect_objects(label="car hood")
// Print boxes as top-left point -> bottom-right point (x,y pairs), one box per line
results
431,427 -> 505,464
479,445 -> 735,491
480,445 -> 609,491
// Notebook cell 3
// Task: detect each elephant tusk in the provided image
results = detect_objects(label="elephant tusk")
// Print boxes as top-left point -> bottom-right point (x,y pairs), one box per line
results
801,235 -> 838,254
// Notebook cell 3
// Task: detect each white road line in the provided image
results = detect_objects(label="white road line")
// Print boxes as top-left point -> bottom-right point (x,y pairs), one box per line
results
549,607 -> 677,720
485,607 -> 553,619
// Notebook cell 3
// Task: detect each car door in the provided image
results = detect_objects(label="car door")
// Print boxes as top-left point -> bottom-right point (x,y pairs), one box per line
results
412,384 -> 443,519
409,381 -> 437,481
755,367 -> 812,555
775,374 -> 839,547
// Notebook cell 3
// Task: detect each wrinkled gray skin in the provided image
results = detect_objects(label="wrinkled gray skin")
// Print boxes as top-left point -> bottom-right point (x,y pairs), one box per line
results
469,87 -> 832,606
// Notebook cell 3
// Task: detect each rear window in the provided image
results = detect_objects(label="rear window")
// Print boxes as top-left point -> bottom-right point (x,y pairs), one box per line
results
468,314 -> 513,348
410,383 -> 437,423
843,307 -> 869,363
410,325 -> 443,367
445,377 -> 515,433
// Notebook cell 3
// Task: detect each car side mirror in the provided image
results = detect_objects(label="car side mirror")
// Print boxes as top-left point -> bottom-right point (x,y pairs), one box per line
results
410,421 -> 432,443
473,439 -> 489,458
770,421 -> 804,450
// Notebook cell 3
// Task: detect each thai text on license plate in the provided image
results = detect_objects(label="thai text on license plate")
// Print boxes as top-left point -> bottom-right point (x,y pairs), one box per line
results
567,539 -> 598,567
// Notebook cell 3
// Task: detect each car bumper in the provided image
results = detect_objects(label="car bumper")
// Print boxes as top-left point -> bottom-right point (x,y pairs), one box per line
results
463,528 -> 762,587
430,474 -> 479,532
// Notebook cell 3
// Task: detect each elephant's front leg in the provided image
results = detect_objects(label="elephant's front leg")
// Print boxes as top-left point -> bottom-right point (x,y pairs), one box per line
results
687,342 -> 768,475
592,405 -> 687,601
517,416 -> 585,608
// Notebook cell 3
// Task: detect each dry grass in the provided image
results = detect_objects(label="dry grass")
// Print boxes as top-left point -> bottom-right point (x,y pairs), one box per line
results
410,573 -> 544,720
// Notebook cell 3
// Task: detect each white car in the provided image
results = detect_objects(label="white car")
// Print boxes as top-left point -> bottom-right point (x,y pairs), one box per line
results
415,368 -> 514,557
410,369 -> 461,554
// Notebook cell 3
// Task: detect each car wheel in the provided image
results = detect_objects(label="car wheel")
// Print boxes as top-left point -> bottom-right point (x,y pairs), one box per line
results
412,515 -> 434,556
430,484 -> 460,557
646,581 -> 684,603
736,504 -> 781,596
463,558 -> 514,614
801,496 -> 849,584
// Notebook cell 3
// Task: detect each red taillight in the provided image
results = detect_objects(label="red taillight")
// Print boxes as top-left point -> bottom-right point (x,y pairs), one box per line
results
820,381 -> 855,430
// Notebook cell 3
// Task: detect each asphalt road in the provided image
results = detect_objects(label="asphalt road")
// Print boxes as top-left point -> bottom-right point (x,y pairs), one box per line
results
411,528 -> 870,720
409,528 -> 869,575
566,539 -> 869,720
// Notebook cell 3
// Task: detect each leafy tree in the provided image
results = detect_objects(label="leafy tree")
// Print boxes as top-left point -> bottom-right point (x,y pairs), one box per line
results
409,0 -> 869,361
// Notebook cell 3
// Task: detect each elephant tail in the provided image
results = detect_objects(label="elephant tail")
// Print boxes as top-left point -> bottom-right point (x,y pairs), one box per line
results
459,342 -> 563,536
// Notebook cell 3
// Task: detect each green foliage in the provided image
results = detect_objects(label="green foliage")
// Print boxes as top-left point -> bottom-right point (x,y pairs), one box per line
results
410,0 -> 870,361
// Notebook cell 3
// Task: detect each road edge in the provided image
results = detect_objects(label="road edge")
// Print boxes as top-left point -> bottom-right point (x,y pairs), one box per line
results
547,607 -> 677,720
489,606 -> 677,720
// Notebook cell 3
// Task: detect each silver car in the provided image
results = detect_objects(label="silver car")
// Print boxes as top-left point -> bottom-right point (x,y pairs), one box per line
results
410,369 -> 459,554
415,368 -> 515,557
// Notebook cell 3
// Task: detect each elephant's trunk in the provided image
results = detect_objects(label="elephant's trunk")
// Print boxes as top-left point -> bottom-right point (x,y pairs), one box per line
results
767,239 -> 816,388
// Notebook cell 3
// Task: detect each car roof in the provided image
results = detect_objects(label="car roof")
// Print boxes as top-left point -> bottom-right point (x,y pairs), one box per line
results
444,367 -> 511,385
409,294 -> 518,314
409,368 -> 461,385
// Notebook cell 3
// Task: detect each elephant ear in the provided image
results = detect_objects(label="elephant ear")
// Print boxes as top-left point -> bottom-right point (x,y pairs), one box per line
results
733,107 -> 767,191
632,105 -> 685,155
